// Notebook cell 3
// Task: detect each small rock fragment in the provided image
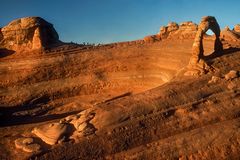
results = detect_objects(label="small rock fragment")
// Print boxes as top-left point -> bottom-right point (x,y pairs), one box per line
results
23,143 -> 41,153
184,68 -> 202,76
15,138 -> 33,149
208,76 -> 221,83
72,121 -> 88,132
227,81 -> 237,90
15,137 -> 41,153
224,70 -> 239,80
67,110 -> 96,139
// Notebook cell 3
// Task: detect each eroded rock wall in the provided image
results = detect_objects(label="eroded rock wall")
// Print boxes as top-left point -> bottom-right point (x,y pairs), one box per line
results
0,17 -> 59,51
144,21 -> 198,43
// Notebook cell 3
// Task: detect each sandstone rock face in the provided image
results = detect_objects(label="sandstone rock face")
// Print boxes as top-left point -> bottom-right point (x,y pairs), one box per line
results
179,21 -> 198,31
234,24 -> 240,32
157,21 -> 198,40
167,22 -> 179,32
158,26 -> 168,39
176,21 -> 198,38
185,16 -> 223,76
0,17 -> 59,51
143,35 -> 159,43
221,27 -> 240,42
144,21 -> 198,43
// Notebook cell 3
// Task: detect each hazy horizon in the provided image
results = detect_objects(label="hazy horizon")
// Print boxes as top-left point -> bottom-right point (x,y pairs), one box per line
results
1,0 -> 240,44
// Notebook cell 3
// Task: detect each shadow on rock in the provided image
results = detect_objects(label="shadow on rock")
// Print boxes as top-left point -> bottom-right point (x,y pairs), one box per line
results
0,48 -> 15,58
204,47 -> 240,61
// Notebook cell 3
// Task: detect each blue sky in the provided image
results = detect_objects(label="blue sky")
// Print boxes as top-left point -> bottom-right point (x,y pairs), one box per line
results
1,0 -> 240,44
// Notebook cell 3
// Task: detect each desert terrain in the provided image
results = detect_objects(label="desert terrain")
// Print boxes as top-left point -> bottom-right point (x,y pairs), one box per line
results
0,16 -> 240,160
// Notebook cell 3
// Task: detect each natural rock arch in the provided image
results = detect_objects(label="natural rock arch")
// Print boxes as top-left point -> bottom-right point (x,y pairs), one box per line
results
186,16 -> 223,75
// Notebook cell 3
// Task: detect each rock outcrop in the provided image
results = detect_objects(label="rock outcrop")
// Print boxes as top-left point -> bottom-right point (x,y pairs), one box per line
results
61,110 -> 96,140
234,24 -> 240,32
166,22 -> 179,32
174,21 -> 198,39
32,110 -> 96,145
221,26 -> 240,42
143,35 -> 160,43
144,21 -> 198,43
0,17 -> 59,51
185,16 -> 223,76
158,21 -> 198,39
32,122 -> 72,145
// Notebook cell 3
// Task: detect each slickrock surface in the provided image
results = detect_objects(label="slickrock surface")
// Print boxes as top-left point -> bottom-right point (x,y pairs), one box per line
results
0,16 -> 240,160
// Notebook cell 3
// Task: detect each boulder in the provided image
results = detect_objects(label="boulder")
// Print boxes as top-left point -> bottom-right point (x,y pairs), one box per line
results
32,122 -> 71,145
0,17 -> 59,51
62,110 -> 96,138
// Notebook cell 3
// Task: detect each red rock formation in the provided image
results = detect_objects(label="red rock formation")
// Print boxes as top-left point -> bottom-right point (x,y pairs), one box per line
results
167,22 -> 179,32
157,21 -> 198,40
185,16 -> 223,76
143,21 -> 197,43
221,26 -> 240,42
143,35 -> 160,43
0,17 -> 60,52
234,24 -> 240,32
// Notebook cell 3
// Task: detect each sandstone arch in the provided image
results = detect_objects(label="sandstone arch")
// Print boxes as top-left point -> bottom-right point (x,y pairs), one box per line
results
187,16 -> 223,75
